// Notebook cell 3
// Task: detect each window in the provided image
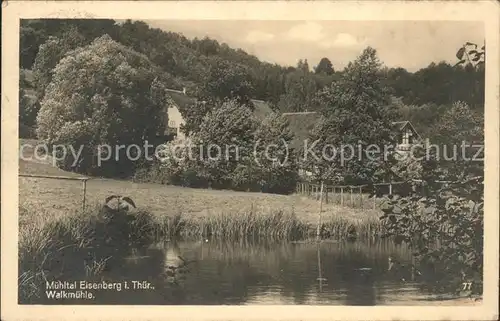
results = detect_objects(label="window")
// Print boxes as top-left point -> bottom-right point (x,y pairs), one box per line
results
401,129 -> 412,145
169,120 -> 176,127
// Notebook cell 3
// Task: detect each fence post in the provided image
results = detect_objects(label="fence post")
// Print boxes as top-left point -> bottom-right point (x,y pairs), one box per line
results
359,186 -> 363,208
325,187 -> 329,204
82,179 -> 87,212
316,181 -> 324,239
389,183 -> 393,195
350,187 -> 353,207
340,187 -> 344,206
373,185 -> 377,209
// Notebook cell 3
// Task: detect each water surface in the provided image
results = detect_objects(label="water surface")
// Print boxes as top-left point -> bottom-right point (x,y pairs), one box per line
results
41,239 -> 455,305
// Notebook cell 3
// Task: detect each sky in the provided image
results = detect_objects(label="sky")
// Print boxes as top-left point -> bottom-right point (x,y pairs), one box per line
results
144,20 -> 484,72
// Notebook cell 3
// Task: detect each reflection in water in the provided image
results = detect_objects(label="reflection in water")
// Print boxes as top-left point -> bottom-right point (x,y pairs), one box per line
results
38,239 -> 442,305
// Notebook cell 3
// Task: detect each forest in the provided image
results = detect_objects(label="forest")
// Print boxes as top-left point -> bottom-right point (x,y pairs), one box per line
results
20,19 -> 484,141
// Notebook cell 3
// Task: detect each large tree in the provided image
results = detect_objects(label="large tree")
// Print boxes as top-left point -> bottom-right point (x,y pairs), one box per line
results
36,35 -> 172,177
190,99 -> 257,188
304,47 -> 398,184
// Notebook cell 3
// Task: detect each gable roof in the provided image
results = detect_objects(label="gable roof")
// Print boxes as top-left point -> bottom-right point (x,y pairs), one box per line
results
391,121 -> 421,139
281,112 -> 321,150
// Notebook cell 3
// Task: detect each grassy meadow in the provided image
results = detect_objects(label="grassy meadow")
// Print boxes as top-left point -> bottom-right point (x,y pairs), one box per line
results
19,138 -> 383,237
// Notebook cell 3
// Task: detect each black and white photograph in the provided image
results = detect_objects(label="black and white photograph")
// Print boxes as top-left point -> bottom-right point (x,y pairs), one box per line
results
2,1 -> 499,320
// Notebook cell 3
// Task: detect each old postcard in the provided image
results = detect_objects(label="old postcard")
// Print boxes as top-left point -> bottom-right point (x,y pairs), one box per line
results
1,0 -> 499,320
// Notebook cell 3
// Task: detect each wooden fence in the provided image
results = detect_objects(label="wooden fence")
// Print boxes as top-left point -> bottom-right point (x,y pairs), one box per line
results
19,173 -> 91,211
296,181 -> 387,209
296,177 -> 483,210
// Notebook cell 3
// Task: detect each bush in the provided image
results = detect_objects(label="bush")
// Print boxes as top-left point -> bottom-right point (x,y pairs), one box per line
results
380,173 -> 483,294
134,103 -> 299,194
36,35 -> 172,177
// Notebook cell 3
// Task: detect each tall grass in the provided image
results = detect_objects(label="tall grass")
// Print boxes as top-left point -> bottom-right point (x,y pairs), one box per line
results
18,202 -> 158,302
143,209 -> 384,241
18,202 -> 384,302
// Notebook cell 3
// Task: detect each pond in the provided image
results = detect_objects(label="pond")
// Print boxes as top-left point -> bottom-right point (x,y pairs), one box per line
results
36,238 -> 457,305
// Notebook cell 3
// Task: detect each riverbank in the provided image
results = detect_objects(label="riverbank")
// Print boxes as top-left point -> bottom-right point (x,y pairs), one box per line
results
19,152 -> 386,301
18,200 -> 383,302
19,174 -> 386,302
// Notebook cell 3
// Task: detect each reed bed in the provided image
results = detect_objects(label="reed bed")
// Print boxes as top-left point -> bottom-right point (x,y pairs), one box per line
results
18,202 -> 157,302
144,209 -> 384,241
18,199 -> 385,302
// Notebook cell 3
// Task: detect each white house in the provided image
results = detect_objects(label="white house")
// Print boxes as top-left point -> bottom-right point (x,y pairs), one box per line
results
162,88 -> 195,142
161,88 -> 274,142
391,121 -> 422,152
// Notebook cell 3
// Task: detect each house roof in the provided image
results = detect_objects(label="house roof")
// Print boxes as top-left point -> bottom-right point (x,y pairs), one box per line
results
281,112 -> 321,150
392,121 -> 410,131
166,88 -> 196,109
251,99 -> 274,121
165,88 -> 275,121
391,121 -> 421,139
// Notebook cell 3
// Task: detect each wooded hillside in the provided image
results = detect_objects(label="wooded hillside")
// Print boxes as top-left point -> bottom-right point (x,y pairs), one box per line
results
20,19 -> 484,124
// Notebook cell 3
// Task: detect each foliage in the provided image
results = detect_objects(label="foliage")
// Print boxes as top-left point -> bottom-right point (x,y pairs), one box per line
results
31,26 -> 87,100
144,102 -> 298,194
21,19 -> 485,116
192,99 -> 257,188
455,42 -> 485,68
277,66 -> 320,113
314,57 -> 335,75
383,61 -> 484,110
36,35 -> 172,177
199,57 -> 255,105
20,19 -> 118,70
296,59 -> 310,72
251,112 -> 299,194
431,101 -> 483,145
380,45 -> 485,296
303,47 -> 398,185
395,100 -> 447,139
391,150 -> 424,181
18,202 -> 157,303
178,100 -> 213,136
380,176 -> 483,294
19,70 -> 40,129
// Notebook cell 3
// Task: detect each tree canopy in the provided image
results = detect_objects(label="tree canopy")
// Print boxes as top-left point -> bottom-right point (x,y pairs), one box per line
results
314,57 -> 334,75
36,35 -> 172,176
304,47 -> 398,184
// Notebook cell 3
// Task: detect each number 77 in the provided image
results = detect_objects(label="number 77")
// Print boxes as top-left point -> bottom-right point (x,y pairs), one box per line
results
462,282 -> 472,290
